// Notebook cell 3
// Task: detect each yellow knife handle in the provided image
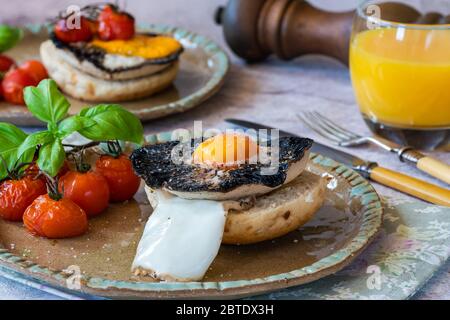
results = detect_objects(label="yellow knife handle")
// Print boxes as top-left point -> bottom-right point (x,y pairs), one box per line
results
417,157 -> 450,185
370,166 -> 450,207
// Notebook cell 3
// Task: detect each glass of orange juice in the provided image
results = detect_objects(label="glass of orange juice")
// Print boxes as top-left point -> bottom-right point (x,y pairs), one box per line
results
350,0 -> 450,150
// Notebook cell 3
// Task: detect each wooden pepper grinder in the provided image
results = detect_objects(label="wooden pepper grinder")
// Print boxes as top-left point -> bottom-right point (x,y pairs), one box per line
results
214,0 -> 430,64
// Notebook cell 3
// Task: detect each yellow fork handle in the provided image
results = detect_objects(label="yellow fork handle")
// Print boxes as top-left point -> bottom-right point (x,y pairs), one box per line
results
417,157 -> 450,185
370,166 -> 450,207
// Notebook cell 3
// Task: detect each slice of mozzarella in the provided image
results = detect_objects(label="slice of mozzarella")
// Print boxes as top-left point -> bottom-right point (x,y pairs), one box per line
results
132,189 -> 227,282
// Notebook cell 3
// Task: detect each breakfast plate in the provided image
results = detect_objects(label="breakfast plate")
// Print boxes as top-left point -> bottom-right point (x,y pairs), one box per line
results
0,132 -> 383,299
0,24 -> 229,126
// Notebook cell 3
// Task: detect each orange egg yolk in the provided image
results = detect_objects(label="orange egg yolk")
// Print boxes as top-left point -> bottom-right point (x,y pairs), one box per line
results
91,35 -> 182,59
192,134 -> 259,168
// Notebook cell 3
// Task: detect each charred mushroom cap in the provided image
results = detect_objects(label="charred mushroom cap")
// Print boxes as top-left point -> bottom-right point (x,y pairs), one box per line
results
130,137 -> 313,194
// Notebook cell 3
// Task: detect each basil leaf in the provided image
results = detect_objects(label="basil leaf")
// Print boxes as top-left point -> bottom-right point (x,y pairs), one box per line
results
17,131 -> 54,159
0,123 -> 27,149
0,123 -> 33,179
0,25 -> 23,52
37,138 -> 66,177
58,115 -> 96,138
78,104 -> 144,144
23,79 -> 70,125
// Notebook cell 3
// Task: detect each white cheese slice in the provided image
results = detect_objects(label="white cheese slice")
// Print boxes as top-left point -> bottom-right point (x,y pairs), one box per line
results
132,190 -> 227,282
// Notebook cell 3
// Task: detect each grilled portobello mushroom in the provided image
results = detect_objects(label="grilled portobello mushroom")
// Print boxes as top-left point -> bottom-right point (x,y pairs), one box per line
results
131,137 -> 313,200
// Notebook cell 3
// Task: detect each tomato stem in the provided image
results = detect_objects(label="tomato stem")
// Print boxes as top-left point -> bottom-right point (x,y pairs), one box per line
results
69,149 -> 91,173
0,155 -> 35,181
106,140 -> 123,158
41,172 -> 63,201
64,141 -> 100,154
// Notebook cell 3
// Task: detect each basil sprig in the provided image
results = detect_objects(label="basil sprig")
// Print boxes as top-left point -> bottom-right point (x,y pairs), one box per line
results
0,25 -> 23,52
0,79 -> 144,179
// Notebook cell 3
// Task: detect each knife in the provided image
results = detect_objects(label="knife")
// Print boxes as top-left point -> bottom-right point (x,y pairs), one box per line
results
226,119 -> 450,207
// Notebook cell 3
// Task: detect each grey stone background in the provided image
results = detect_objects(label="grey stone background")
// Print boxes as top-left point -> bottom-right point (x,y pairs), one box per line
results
0,0 -> 449,300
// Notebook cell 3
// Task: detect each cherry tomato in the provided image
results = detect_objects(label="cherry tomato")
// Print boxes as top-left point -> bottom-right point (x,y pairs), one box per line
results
98,5 -> 135,41
95,154 -> 140,202
54,16 -> 93,43
86,19 -> 99,34
0,55 -> 15,73
23,194 -> 88,239
59,171 -> 110,217
0,177 -> 47,221
1,68 -> 36,105
19,60 -> 48,84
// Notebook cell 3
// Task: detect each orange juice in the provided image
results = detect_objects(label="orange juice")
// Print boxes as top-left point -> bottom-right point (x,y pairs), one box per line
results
350,28 -> 450,128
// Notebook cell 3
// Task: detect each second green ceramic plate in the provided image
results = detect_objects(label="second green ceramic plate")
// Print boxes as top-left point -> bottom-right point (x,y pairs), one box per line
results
0,24 -> 229,126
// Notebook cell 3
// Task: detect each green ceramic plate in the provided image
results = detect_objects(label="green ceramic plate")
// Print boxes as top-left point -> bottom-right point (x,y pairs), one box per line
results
0,132 -> 383,299
0,24 -> 229,126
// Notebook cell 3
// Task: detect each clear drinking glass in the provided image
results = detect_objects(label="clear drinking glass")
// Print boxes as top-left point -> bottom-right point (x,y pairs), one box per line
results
350,0 -> 450,150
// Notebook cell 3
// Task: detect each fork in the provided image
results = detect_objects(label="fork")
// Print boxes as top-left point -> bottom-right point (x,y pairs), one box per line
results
298,111 -> 450,185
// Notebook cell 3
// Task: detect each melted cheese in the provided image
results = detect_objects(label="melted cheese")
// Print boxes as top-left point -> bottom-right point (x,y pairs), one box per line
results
91,35 -> 182,59
132,190 -> 227,281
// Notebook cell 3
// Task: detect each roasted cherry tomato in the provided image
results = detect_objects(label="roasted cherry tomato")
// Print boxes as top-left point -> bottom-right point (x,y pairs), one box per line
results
98,5 -> 135,41
86,18 -> 99,34
59,171 -> 110,217
0,176 -> 47,221
0,55 -> 15,73
23,194 -> 88,239
95,154 -> 140,202
54,16 -> 93,43
1,68 -> 36,105
19,60 -> 48,84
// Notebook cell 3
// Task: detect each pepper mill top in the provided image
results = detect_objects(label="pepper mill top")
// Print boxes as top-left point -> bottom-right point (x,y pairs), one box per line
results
215,0 -> 430,64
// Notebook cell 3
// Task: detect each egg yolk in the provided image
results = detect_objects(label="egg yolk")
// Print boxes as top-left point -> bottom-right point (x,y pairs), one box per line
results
91,35 -> 182,59
193,134 -> 259,168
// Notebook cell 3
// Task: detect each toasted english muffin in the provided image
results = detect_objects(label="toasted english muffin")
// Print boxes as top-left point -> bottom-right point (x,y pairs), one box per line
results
145,170 -> 326,246
222,171 -> 326,245
41,40 -> 179,102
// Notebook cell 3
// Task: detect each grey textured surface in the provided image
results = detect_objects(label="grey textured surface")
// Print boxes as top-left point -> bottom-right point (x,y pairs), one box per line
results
0,0 -> 448,300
